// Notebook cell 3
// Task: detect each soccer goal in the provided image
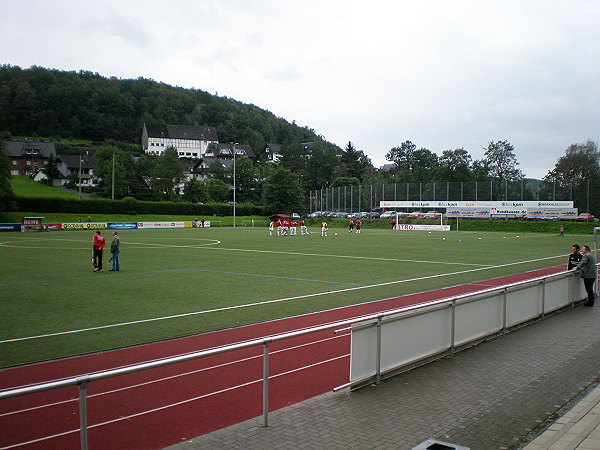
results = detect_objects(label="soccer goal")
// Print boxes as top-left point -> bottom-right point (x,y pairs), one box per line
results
242,219 -> 270,227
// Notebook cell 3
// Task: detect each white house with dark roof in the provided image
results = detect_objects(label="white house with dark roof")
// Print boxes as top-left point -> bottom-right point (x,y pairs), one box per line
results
260,143 -> 282,163
204,143 -> 255,160
142,124 -> 219,158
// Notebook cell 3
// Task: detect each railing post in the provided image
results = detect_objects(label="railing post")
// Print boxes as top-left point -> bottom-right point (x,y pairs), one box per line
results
502,288 -> 508,335
375,317 -> 382,385
78,380 -> 89,450
541,280 -> 546,319
262,342 -> 269,427
450,300 -> 456,357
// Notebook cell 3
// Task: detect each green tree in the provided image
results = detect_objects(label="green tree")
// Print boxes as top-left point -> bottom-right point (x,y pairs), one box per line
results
332,176 -> 360,187
41,153 -> 61,185
0,136 -> 14,212
182,178 -> 208,203
206,178 -> 230,202
207,160 -> 228,182
483,140 -> 523,183
542,140 -> 600,214
229,156 -> 258,203
435,148 -> 472,181
262,167 -> 303,215
149,146 -> 185,200
95,146 -> 134,198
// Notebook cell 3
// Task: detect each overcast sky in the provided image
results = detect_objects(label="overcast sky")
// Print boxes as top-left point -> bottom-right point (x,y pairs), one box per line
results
2,0 -> 599,178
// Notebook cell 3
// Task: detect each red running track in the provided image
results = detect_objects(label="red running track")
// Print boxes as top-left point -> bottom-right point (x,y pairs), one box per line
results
0,266 -> 563,449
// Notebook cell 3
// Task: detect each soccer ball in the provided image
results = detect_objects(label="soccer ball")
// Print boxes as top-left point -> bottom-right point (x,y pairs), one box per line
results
334,232 -> 338,236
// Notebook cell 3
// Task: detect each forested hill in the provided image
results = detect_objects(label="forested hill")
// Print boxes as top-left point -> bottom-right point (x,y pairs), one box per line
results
0,65 -> 337,153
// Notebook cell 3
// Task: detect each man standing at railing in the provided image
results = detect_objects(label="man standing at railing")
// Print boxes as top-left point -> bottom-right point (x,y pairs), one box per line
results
567,244 -> 582,270
573,245 -> 597,307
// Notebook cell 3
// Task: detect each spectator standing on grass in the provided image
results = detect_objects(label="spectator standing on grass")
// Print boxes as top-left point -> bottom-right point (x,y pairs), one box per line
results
559,225 -> 565,236
573,245 -> 597,307
567,244 -> 582,270
92,230 -> 106,272
110,231 -> 120,271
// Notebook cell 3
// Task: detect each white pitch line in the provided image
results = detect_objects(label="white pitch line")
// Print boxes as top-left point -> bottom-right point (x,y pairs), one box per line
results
0,254 -> 564,345
203,245 -> 492,267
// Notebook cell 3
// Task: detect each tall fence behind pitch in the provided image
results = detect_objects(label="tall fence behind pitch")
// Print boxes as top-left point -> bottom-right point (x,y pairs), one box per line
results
309,179 -> 599,215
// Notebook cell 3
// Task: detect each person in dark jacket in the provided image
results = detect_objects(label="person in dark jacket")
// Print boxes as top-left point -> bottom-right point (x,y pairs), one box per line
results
567,244 -> 582,270
573,245 -> 597,306
110,231 -> 121,272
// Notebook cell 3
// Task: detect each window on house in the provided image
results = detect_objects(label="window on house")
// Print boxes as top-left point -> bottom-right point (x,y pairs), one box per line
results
12,160 -> 17,165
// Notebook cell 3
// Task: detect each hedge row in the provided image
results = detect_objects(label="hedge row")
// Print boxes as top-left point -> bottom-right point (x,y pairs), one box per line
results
11,196 -> 264,217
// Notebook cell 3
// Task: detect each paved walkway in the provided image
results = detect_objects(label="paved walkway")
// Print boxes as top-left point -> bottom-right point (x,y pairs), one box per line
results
169,303 -> 600,450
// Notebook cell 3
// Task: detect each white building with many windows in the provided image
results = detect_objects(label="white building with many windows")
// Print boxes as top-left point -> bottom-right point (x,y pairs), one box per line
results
142,124 -> 219,158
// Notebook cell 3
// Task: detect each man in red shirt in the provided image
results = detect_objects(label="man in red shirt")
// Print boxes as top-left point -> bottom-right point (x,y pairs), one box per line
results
355,219 -> 362,233
348,219 -> 354,233
92,230 -> 106,272
274,220 -> 281,236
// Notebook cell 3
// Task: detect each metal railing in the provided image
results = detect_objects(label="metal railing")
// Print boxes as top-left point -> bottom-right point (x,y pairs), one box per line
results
0,266 -> 595,449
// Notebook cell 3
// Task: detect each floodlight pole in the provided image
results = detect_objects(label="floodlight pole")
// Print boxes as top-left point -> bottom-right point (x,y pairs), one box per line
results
232,143 -> 238,228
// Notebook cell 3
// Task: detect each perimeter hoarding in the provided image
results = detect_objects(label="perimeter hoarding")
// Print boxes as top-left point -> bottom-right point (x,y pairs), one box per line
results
108,222 -> 138,230
0,224 -> 21,232
137,221 -> 186,229
394,224 -> 451,232
62,222 -> 108,230
381,200 -> 574,209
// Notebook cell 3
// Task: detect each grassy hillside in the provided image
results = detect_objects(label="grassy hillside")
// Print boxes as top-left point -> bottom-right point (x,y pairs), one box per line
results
10,176 -> 80,198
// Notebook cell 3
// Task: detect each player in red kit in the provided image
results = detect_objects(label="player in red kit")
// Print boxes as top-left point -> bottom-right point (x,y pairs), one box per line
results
92,230 -> 106,272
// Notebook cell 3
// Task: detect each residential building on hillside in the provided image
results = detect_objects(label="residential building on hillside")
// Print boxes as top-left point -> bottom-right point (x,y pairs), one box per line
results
142,124 -> 219,158
55,154 -> 98,188
204,143 -> 255,160
5,140 -> 56,177
260,143 -> 282,163
191,157 -> 234,181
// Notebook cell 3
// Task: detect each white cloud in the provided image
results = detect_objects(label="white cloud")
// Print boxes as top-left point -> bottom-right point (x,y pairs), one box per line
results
1,0 -> 599,178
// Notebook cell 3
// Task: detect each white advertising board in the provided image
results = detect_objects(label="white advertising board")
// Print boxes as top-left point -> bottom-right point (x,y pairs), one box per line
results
394,224 -> 450,232
381,200 -> 573,209
137,221 -> 186,229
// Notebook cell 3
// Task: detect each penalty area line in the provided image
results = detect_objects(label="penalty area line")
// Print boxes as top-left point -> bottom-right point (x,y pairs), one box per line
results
0,254 -> 565,345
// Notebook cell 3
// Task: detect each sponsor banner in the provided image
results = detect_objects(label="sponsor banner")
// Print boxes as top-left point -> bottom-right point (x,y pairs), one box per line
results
108,222 -> 138,230
191,221 -> 211,228
0,223 -> 21,232
394,224 -> 450,232
137,221 -> 186,229
184,221 -> 193,228
44,223 -> 63,231
62,222 -> 108,230
381,200 -> 574,209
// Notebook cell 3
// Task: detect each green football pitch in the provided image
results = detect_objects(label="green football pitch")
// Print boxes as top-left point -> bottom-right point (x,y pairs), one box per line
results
0,226 -> 582,367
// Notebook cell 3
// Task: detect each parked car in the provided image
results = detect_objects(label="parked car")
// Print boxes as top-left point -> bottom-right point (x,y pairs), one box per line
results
291,213 -> 300,220
576,213 -> 597,222
409,211 -> 425,219
380,211 -> 396,219
424,211 -> 442,219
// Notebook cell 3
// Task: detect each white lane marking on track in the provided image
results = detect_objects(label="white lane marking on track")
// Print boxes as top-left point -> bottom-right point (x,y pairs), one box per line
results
1,334 -> 345,416
3,354 -> 349,449
0,254 -> 564,344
